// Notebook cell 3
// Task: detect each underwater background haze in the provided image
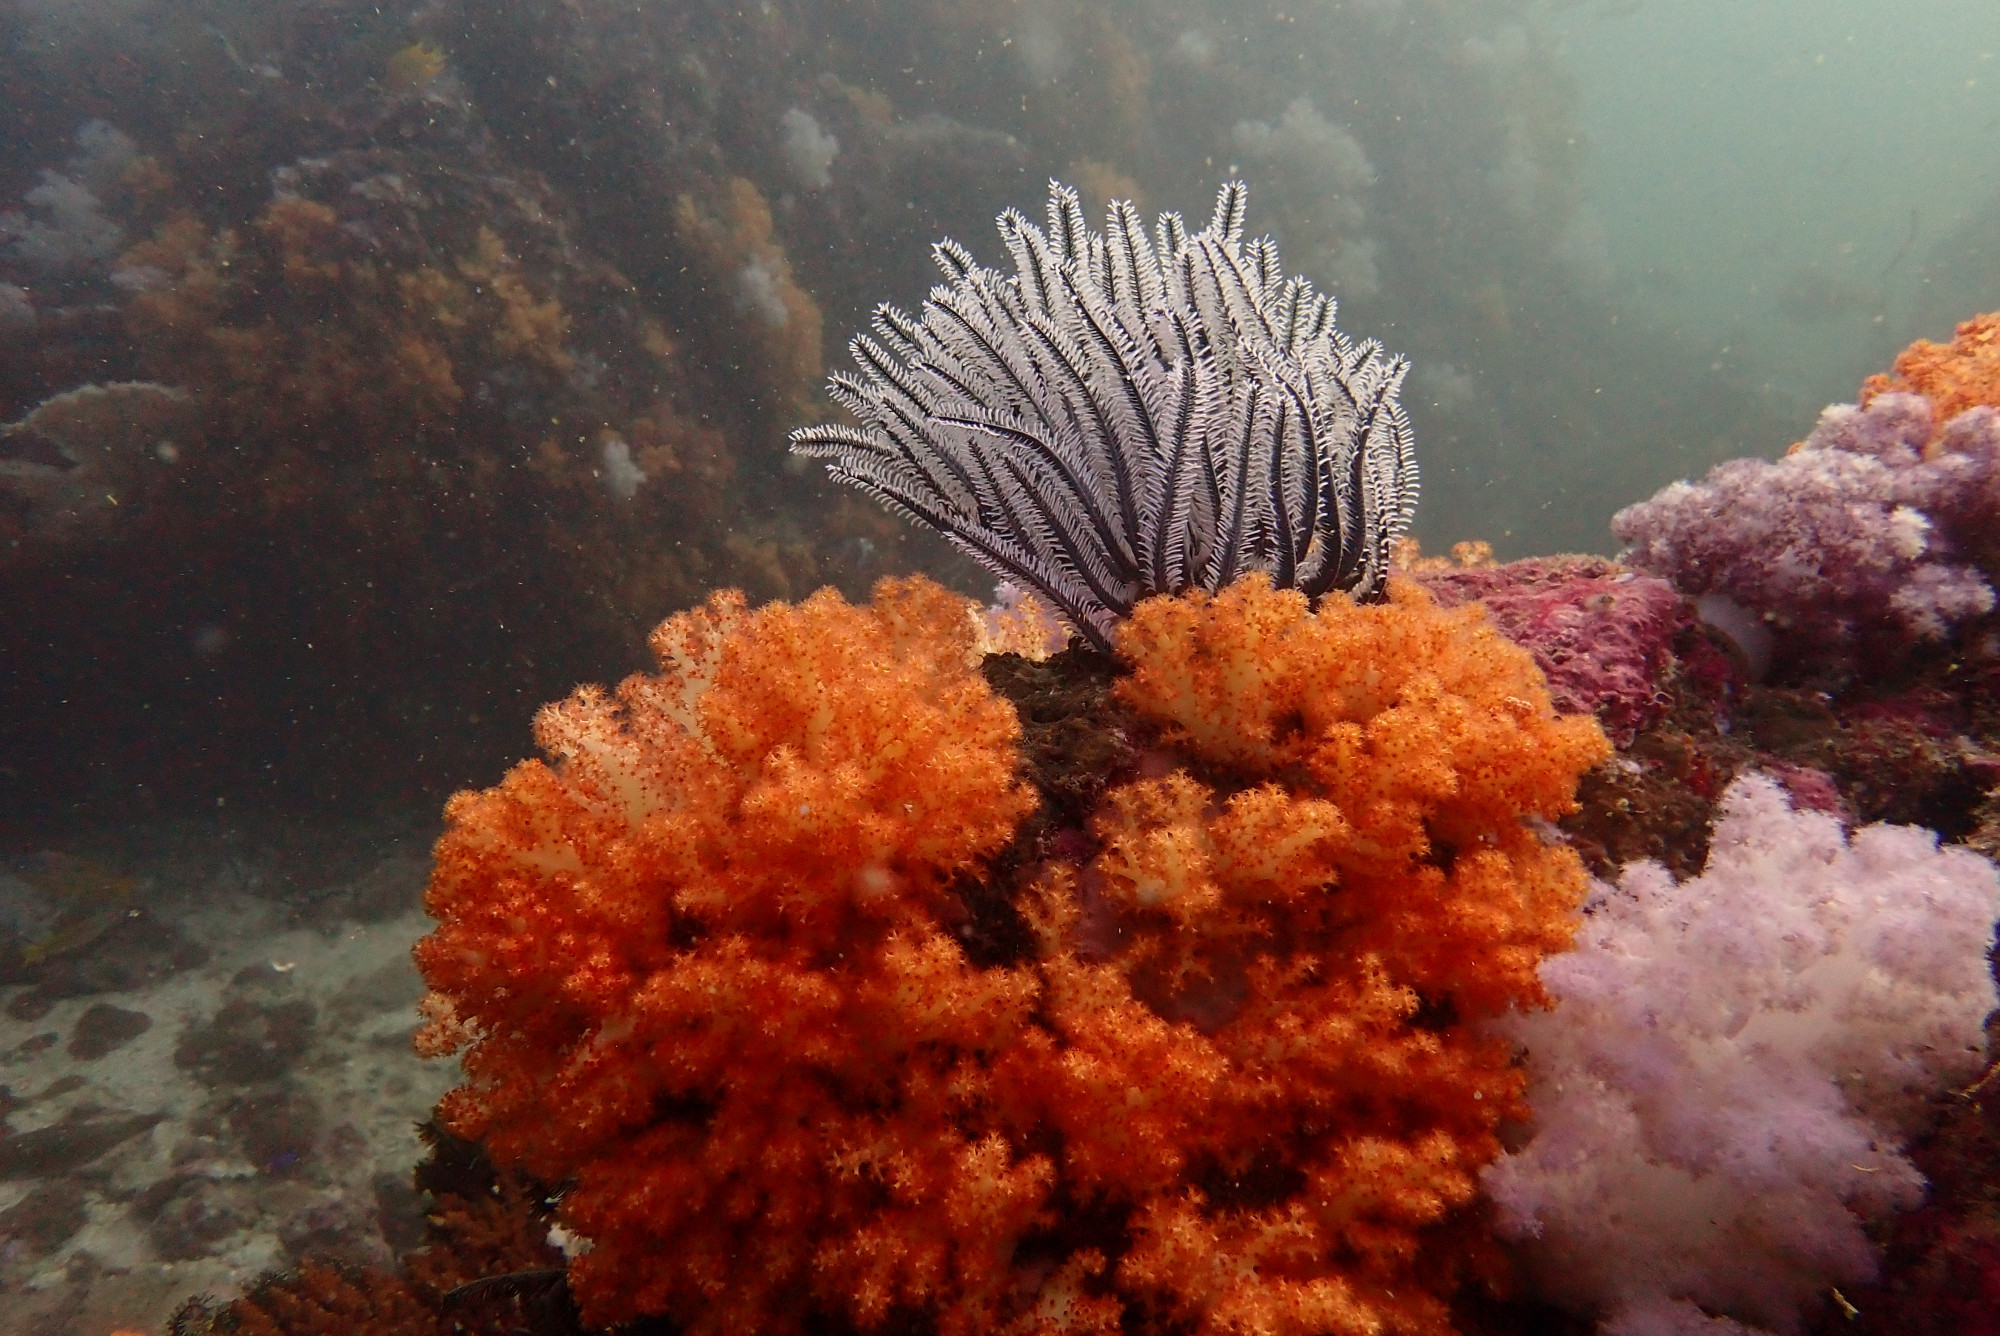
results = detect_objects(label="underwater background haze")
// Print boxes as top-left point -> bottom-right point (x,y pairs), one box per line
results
1,2 -> 1999,1335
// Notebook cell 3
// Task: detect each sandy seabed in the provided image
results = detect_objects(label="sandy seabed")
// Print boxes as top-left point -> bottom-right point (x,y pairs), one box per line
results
0,812 -> 459,1336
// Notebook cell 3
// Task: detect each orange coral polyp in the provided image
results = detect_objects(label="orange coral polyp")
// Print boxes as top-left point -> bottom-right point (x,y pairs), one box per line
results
417,570 -> 1609,1336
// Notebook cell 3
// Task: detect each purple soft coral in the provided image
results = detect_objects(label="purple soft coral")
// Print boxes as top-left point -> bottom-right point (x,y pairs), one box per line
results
1611,393 -> 2000,656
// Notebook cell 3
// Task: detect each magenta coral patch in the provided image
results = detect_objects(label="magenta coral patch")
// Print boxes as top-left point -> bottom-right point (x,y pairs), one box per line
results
1414,555 -> 1687,745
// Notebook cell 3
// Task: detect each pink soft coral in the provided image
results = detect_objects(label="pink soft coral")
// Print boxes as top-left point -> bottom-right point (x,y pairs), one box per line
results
1486,772 -> 2000,1336
1612,394 -> 2000,660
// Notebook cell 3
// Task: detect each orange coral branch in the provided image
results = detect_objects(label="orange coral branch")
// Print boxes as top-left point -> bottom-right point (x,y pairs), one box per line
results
1013,573 -> 1613,1333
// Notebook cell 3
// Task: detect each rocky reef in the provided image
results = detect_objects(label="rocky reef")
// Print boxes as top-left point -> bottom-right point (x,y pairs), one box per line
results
0,0 -> 1791,829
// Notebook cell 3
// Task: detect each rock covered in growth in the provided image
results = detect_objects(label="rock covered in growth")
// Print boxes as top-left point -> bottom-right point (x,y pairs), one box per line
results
0,381 -> 192,539
1485,773 -> 2000,1336
1411,554 -> 1690,746
414,572 -> 1610,1336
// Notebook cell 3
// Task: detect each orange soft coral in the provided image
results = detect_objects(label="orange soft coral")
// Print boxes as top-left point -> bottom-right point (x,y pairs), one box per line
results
417,573 -> 1608,1336
215,1262 -> 445,1336
998,573 -> 1612,1336
414,577 -> 1043,1332
1861,310 -> 2000,427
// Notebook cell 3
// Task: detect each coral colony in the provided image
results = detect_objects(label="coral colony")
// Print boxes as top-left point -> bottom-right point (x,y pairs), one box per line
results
415,184 -> 1604,1336
1613,393 -> 2000,656
403,187 -> 2000,1336
791,180 -> 1419,651
8,9 -> 1997,1330
1487,774 -> 2000,1336
1612,313 -> 2000,676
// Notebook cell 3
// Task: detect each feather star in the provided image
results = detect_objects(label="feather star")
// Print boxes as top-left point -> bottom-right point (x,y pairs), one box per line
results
792,179 -> 1418,652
